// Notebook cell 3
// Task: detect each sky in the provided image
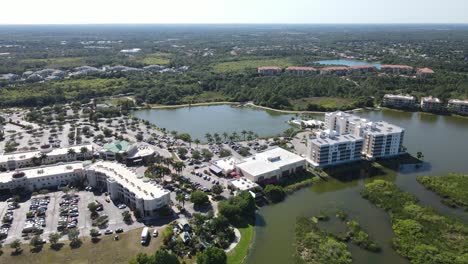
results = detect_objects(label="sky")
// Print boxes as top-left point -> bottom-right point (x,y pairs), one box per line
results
1,0 -> 468,25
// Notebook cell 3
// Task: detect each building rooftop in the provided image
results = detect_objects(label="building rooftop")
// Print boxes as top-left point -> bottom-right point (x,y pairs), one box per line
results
286,66 -> 317,71
448,99 -> 468,105
0,144 -> 93,163
0,162 -> 84,183
229,178 -> 259,191
381,64 -> 413,69
88,161 -> 169,200
320,66 -> 349,71
384,94 -> 415,100
349,65 -> 377,70
236,147 -> 305,177
213,157 -> 240,172
257,66 -> 282,71
417,67 -> 434,74
102,140 -> 130,154
126,143 -> 155,159
361,121 -> 404,135
310,130 -> 363,146
421,96 -> 441,103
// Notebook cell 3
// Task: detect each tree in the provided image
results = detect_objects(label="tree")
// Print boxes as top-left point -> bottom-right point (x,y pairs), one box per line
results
48,233 -> 61,249
191,191 -> 210,207
172,161 -> 185,175
68,229 -> 81,248
30,235 -> 43,251
122,210 -> 132,222
10,239 -> 22,255
194,138 -> 200,148
153,249 -> 180,264
205,133 -> 213,144
212,185 -> 223,195
416,151 -> 424,160
176,193 -> 186,207
196,246 -> 227,264
177,147 -> 188,159
222,132 -> 228,142
241,130 -> 247,141
201,148 -> 213,160
264,185 -> 286,203
219,148 -> 231,158
192,150 -> 201,160
90,228 -> 100,237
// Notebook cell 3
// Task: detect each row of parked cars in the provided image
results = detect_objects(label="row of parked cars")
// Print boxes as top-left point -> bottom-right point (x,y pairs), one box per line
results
0,199 -> 17,239
22,196 -> 51,236
58,195 -> 80,231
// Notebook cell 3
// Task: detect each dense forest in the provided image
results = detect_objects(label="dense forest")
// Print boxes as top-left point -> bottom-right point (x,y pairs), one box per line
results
0,25 -> 467,109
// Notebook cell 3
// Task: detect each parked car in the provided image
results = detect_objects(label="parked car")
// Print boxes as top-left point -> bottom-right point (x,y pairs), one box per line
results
152,229 -> 159,237
104,229 -> 113,235
115,228 -> 124,233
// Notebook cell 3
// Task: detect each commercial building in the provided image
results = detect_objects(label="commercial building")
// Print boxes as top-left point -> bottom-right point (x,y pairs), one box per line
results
447,99 -> 468,115
307,130 -> 363,167
227,177 -> 260,192
380,65 -> 414,75
257,66 -> 282,76
0,144 -> 93,171
0,162 -> 85,191
235,147 -> 306,184
382,94 -> 416,109
99,141 -> 156,165
211,157 -> 239,176
86,161 -> 170,217
285,66 -> 318,76
319,67 -> 349,76
323,111 -> 405,160
420,96 -> 443,112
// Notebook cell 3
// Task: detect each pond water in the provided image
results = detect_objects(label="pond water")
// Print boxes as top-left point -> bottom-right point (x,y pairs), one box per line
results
133,105 -> 303,141
245,109 -> 468,264
315,59 -> 382,69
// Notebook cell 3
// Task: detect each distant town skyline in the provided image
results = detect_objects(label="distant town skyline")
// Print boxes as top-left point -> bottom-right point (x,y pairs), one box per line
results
2,0 -> 468,25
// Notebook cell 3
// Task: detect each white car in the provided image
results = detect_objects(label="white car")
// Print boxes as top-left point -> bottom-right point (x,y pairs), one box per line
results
117,204 -> 127,209
152,229 -> 158,237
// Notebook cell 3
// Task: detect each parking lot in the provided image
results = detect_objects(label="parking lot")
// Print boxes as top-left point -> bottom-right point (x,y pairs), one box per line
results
0,190 -> 144,244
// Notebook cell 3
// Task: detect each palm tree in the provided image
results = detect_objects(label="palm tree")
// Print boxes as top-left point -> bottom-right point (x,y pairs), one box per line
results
176,193 -> 185,208
40,153 -> 48,163
222,132 -> 228,142
205,133 -> 213,144
213,133 -> 221,144
172,161 -> 185,175
241,130 -> 247,141
194,139 -> 200,149
232,132 -> 239,142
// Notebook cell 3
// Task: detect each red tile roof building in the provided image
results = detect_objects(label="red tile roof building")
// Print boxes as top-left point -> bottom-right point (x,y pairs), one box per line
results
319,66 -> 349,76
285,66 -> 318,76
257,66 -> 283,76
348,65 -> 377,74
416,67 -> 435,78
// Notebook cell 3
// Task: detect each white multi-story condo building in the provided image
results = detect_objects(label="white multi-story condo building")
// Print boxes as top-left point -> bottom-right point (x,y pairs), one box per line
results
307,130 -> 363,167
420,96 -> 443,112
447,99 -> 468,115
0,162 -> 85,191
257,66 -> 282,76
323,111 -> 405,160
0,144 -> 93,171
235,147 -> 306,184
86,161 -> 170,217
361,121 -> 405,159
382,94 -> 416,109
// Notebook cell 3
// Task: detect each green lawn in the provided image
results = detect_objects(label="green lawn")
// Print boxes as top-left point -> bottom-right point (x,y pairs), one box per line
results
212,58 -> 292,73
20,57 -> 87,68
141,52 -> 173,65
291,97 -> 356,111
0,227 -> 162,264
227,224 -> 254,264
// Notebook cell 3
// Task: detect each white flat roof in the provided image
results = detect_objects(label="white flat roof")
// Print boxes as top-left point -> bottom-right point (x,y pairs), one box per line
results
311,133 -> 363,146
384,94 -> 414,100
236,147 -> 305,177
229,178 -> 259,191
362,121 -> 404,135
449,99 -> 468,105
0,144 -> 93,163
213,157 -> 240,172
0,162 -> 84,183
88,161 -> 168,200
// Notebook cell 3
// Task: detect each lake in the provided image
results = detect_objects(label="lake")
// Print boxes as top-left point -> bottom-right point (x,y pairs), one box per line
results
133,105 -> 302,141
245,109 -> 468,264
315,59 -> 382,69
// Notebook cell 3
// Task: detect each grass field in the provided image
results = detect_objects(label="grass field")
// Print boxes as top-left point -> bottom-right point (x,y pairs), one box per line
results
227,224 -> 254,264
291,97 -> 356,111
20,57 -> 87,68
212,58 -> 292,73
141,52 -> 173,65
0,228 -> 162,264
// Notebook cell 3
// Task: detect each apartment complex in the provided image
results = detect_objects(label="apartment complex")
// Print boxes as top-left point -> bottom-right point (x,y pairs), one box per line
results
308,130 -> 363,167
321,111 -> 405,161
380,65 -> 414,75
86,161 -> 170,217
0,162 -> 85,191
382,94 -> 416,109
235,147 -> 306,184
416,67 -> 435,78
319,66 -> 349,76
448,99 -> 468,115
0,144 -> 93,171
257,66 -> 282,76
420,96 -> 443,112
348,65 -> 377,74
285,66 -> 318,76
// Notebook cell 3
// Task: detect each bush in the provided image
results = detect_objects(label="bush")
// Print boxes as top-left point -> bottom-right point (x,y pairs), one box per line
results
196,246 -> 227,264
264,185 -> 286,203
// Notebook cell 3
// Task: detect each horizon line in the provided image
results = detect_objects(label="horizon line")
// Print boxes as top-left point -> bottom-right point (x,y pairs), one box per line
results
1,22 -> 468,26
